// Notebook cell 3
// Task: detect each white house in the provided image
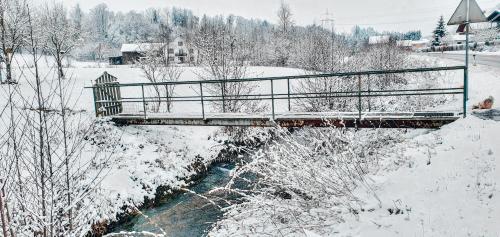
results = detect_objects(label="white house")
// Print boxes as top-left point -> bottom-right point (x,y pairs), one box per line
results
410,39 -> 430,50
119,37 -> 197,65
368,35 -> 390,45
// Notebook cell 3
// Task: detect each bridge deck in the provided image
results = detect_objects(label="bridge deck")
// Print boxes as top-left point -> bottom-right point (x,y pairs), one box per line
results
111,111 -> 461,128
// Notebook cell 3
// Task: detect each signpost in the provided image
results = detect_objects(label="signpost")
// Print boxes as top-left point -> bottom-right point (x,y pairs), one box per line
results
447,0 -> 487,117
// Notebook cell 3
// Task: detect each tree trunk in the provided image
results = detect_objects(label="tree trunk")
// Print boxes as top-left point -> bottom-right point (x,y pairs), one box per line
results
0,181 -> 9,237
5,59 -> 12,83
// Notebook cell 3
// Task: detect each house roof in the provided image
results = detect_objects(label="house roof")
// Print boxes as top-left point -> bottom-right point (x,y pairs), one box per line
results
396,40 -> 412,47
121,43 -> 165,53
488,10 -> 500,22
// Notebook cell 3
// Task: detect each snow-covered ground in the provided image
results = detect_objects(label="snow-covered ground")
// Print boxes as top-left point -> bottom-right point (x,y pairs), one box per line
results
70,63 -> 305,227
3,53 -> 498,236
1,55 -> 305,234
208,58 -> 500,236
334,58 -> 500,237
336,115 -> 499,236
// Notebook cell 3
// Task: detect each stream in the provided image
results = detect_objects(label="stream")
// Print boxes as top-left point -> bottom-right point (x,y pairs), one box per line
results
110,163 -> 236,237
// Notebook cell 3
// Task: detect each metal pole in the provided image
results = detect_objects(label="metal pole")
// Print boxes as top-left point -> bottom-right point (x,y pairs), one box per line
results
200,82 -> 205,120
357,75 -> 362,122
221,82 -> 226,113
166,85 -> 170,113
271,80 -> 275,120
463,69 -> 467,118
141,85 -> 147,119
464,0 -> 470,118
92,86 -> 98,117
287,78 -> 291,111
465,0 -> 470,101
367,75 -> 371,112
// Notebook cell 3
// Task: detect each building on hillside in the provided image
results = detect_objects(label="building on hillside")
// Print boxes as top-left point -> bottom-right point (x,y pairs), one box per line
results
396,39 -> 431,51
396,40 -> 413,50
116,37 -> 197,65
108,56 -> 123,65
410,39 -> 430,50
368,35 -> 391,45
443,34 -> 469,45
487,10 -> 500,28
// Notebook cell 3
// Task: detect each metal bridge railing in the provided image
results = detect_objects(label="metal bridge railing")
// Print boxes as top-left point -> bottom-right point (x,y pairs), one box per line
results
87,66 -> 467,121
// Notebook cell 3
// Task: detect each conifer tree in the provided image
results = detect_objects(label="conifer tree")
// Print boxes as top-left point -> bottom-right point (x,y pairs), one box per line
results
432,16 -> 447,46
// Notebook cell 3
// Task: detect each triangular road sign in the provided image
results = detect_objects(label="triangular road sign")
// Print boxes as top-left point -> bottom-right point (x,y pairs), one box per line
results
447,0 -> 487,25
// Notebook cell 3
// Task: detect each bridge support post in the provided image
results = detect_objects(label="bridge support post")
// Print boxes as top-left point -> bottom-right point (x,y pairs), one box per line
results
200,82 -> 205,120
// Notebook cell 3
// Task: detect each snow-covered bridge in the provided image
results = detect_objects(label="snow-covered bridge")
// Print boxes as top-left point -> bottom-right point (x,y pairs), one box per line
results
87,66 -> 467,129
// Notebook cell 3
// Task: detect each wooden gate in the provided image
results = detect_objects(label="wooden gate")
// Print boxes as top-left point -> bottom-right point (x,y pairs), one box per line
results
93,72 -> 122,117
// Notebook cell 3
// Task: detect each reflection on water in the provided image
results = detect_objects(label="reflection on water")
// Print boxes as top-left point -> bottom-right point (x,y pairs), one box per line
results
111,163 -> 235,237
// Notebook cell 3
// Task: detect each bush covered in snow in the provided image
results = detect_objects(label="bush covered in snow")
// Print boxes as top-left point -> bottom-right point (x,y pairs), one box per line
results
210,127 -> 406,236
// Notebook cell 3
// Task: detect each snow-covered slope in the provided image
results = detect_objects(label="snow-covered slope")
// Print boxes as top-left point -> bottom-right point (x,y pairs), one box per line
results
334,60 -> 500,236
337,116 -> 499,236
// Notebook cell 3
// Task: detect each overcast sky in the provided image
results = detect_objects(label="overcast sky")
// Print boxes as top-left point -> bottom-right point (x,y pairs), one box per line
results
58,0 -> 499,36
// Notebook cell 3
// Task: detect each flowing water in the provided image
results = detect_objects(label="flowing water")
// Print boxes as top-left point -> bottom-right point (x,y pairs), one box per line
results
110,163 -> 236,236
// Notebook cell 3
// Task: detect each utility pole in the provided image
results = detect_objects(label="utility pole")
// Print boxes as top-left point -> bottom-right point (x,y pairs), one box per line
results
321,10 -> 335,71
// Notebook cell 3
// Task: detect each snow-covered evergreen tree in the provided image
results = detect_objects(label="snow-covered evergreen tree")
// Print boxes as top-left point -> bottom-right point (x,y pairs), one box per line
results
432,16 -> 447,46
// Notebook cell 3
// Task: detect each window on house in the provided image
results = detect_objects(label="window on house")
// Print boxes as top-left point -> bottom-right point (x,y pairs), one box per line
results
178,41 -> 183,46
168,48 -> 174,54
168,57 -> 174,62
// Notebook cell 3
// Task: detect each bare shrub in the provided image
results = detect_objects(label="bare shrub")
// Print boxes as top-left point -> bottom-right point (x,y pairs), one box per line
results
211,126 -> 405,236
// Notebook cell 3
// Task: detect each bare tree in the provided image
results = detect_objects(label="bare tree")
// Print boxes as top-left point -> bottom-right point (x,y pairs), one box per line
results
0,0 -> 27,84
43,2 -> 81,79
139,43 -> 183,113
0,3 -> 116,236
195,15 -> 263,114
272,1 -> 294,66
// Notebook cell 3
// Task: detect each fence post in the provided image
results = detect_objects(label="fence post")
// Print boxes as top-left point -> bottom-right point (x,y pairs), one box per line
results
357,75 -> 362,122
271,80 -> 275,120
92,85 -> 99,117
200,82 -> 205,120
141,85 -> 147,119
367,75 -> 371,112
166,85 -> 170,113
221,82 -> 226,113
287,78 -> 291,112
